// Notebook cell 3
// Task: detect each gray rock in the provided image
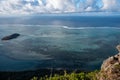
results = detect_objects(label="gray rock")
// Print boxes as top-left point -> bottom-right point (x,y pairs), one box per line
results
1,33 -> 20,40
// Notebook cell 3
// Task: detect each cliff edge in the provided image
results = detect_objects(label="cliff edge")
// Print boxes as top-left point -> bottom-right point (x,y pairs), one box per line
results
98,45 -> 120,80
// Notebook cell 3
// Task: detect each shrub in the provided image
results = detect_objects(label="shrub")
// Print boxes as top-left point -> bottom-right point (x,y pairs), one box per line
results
31,70 -> 99,80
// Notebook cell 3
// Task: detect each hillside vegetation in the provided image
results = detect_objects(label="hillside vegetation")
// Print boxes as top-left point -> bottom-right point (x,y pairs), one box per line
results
31,70 -> 99,80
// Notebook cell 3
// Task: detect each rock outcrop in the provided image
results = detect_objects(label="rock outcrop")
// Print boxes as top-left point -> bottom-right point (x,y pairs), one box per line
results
1,33 -> 20,41
98,45 -> 120,80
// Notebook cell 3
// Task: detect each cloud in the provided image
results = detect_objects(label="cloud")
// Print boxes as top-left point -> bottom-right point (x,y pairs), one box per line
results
0,0 -> 120,15
45,0 -> 75,13
101,0 -> 120,11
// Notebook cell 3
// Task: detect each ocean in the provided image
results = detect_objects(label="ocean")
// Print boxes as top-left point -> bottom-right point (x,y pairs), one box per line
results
0,15 -> 120,71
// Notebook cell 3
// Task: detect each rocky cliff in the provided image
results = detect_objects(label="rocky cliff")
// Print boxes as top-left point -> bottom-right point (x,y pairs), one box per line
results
98,45 -> 120,80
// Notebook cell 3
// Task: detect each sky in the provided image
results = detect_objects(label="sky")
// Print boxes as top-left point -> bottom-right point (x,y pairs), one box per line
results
0,0 -> 120,15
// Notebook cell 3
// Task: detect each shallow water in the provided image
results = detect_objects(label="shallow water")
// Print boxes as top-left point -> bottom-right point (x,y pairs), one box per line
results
0,25 -> 120,71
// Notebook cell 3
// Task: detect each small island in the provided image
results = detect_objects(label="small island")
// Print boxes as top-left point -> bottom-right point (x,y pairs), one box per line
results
1,33 -> 20,41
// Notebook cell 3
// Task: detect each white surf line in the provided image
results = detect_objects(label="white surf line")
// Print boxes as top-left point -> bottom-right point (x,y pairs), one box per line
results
62,26 -> 120,30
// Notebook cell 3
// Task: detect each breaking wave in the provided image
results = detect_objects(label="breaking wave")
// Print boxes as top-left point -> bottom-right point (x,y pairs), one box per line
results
62,26 -> 120,30
0,24 -> 120,30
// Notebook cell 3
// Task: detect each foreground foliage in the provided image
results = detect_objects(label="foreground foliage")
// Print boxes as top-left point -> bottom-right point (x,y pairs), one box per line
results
31,70 -> 99,80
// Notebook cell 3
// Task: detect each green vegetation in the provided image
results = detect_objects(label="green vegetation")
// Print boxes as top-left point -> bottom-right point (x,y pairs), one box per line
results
31,70 -> 99,80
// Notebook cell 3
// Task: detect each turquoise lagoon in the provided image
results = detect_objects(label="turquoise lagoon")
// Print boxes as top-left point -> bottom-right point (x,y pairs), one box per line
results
0,25 -> 119,71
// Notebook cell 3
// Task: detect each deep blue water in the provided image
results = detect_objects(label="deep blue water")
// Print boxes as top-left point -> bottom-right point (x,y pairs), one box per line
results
0,15 -> 120,71
0,15 -> 120,27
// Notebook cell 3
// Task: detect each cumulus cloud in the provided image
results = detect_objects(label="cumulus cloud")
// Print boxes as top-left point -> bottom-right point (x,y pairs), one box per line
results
0,0 -> 120,15
45,0 -> 75,13
101,0 -> 120,11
